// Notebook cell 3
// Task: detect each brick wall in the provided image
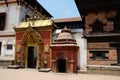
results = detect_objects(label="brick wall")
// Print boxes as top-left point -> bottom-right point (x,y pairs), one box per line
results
85,10 -> 118,65
87,49 -> 117,65
85,10 -> 116,33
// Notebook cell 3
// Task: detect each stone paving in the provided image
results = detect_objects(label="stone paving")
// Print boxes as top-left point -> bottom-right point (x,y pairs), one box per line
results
0,68 -> 120,80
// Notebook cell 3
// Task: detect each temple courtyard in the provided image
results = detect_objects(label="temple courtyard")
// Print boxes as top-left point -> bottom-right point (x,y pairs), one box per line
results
0,68 -> 120,80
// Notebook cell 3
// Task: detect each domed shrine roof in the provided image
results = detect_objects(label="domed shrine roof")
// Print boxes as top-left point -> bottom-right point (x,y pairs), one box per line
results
53,27 -> 77,45
57,27 -> 73,40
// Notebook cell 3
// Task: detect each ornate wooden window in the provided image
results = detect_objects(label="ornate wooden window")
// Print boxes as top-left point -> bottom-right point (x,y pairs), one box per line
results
91,19 -> 104,33
0,12 -> 6,30
90,51 -> 108,60
114,10 -> 120,32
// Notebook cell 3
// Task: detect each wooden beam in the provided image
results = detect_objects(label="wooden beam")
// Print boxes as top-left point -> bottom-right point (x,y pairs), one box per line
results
4,0 -> 8,7
16,0 -> 19,5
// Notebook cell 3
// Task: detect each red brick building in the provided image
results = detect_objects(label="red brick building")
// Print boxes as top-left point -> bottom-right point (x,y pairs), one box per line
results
75,0 -> 120,66
50,27 -> 79,73
53,17 -> 87,73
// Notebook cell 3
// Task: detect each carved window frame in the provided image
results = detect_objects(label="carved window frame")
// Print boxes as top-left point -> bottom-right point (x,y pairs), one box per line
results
89,51 -> 109,60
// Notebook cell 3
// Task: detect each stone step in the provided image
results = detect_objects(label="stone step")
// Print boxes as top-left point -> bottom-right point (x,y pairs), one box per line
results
38,68 -> 51,72
87,65 -> 120,75
7,65 -> 21,69
0,60 -> 13,68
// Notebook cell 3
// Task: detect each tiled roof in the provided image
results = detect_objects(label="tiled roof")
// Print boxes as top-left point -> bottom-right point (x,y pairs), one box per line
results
15,19 -> 53,28
53,17 -> 82,23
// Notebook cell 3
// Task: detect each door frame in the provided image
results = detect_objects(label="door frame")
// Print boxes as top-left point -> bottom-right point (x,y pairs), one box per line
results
25,44 -> 39,69
21,27 -> 43,69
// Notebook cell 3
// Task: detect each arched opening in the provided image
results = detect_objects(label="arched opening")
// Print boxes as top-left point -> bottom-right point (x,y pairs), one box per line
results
22,27 -> 42,69
56,57 -> 67,73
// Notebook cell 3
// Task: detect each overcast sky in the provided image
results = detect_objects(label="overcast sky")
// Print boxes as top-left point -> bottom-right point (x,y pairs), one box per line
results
37,0 -> 80,19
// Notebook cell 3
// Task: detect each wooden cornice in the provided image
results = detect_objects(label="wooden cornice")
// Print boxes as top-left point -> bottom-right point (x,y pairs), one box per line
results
16,0 -> 20,5
14,25 -> 55,32
4,0 -> 8,7
75,0 -> 120,14
84,33 -> 120,37
0,0 -> 52,17
0,1 -> 17,6
0,34 -> 15,37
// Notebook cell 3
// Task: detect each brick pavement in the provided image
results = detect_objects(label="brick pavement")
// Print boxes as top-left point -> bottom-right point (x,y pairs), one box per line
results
0,68 -> 120,80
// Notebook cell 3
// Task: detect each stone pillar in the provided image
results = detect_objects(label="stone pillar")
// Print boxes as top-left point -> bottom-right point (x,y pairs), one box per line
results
73,30 -> 87,72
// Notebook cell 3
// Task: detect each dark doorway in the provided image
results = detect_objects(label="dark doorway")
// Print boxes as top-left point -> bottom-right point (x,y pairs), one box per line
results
0,42 -> 1,55
114,10 -> 120,32
57,57 -> 66,73
27,46 -> 37,68
117,47 -> 120,65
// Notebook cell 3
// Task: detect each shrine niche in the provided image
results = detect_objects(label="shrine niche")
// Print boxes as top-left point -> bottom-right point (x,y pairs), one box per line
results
14,19 -> 55,69
50,27 -> 79,73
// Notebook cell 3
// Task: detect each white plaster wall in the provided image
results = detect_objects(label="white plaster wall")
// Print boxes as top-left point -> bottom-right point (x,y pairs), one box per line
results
52,29 -> 61,42
0,4 -> 20,60
72,29 -> 87,71
0,3 -> 20,35
0,3 -> 32,60
6,4 -> 20,30
0,37 -> 15,60
0,3 -> 33,34
19,5 -> 32,22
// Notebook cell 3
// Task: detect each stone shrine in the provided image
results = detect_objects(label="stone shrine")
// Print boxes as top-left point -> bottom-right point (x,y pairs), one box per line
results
50,27 -> 79,73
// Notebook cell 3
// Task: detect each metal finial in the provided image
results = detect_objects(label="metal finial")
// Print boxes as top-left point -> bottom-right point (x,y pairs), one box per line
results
64,26 -> 68,30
